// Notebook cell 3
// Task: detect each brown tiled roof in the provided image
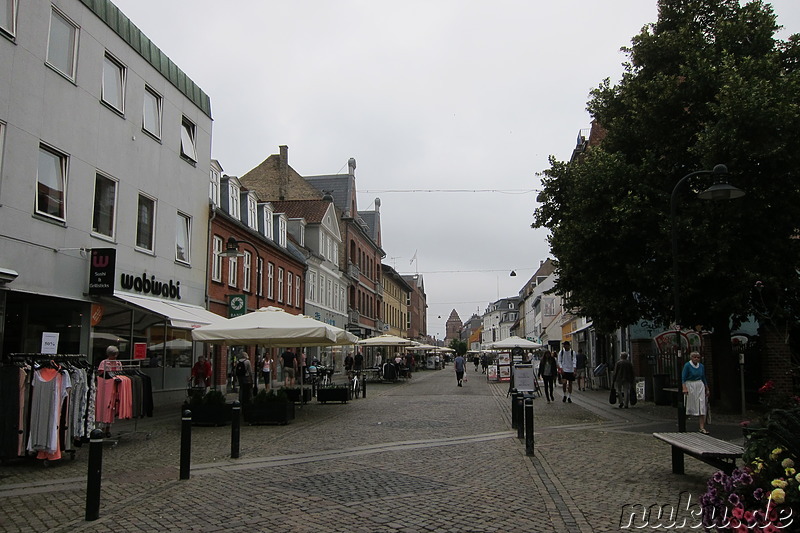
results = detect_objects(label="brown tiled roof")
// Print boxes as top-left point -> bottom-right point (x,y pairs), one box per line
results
270,199 -> 331,224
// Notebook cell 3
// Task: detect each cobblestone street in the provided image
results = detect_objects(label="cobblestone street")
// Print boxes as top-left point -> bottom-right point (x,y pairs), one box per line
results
0,368 -> 750,532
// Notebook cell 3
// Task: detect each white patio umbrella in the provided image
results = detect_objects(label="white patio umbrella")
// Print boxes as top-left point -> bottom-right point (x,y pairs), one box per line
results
486,336 -> 543,350
191,306 -> 357,347
356,334 -> 416,347
408,343 -> 438,351
149,338 -> 193,351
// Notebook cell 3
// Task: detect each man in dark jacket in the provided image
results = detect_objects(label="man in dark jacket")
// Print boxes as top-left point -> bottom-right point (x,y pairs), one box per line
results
613,352 -> 635,408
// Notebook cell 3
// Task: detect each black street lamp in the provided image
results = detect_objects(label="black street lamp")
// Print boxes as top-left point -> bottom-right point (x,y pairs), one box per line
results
220,236 -> 263,310
670,163 -> 744,431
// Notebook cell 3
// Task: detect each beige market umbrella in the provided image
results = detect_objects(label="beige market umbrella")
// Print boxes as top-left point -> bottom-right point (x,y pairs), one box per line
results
485,336 -> 543,350
191,306 -> 357,347
356,334 -> 417,347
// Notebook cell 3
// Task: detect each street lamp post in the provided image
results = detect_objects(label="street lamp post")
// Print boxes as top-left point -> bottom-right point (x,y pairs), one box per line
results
670,164 -> 744,432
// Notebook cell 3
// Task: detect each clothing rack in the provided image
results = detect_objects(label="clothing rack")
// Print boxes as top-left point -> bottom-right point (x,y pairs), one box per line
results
96,360 -> 152,445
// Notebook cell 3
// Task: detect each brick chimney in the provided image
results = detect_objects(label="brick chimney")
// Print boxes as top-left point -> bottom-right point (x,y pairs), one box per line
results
279,145 -> 288,200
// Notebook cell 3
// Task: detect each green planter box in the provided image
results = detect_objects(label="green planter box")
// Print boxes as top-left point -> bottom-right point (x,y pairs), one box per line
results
283,388 -> 312,403
242,402 -> 295,425
181,402 -> 234,426
317,387 -> 350,404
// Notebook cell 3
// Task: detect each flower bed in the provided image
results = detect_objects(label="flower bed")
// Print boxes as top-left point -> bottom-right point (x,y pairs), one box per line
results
317,386 -> 350,404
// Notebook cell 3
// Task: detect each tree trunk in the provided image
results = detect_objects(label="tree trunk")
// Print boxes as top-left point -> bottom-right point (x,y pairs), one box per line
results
709,317 -> 738,413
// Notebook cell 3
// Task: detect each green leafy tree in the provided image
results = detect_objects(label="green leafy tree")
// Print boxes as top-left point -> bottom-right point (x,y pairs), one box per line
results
533,0 -> 800,408
449,339 -> 468,357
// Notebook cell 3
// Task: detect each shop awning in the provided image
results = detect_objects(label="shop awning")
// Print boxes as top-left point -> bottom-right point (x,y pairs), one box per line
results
114,292 -> 224,329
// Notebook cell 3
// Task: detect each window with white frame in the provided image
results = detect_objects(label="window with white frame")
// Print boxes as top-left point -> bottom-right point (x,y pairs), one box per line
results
295,274 -> 301,307
47,7 -> 78,80
263,207 -> 274,240
135,194 -> 155,251
242,251 -> 251,292
143,85 -> 162,138
247,195 -> 257,228
544,297 -> 555,316
256,257 -> 263,296
278,216 -> 287,247
319,274 -> 326,306
308,272 -> 316,302
327,278 -> 332,310
277,267 -> 284,303
92,172 -> 117,238
176,212 -> 191,264
267,262 -> 274,299
333,279 -> 338,310
180,116 -> 197,162
228,256 -> 238,287
299,225 -> 305,247
286,272 -> 292,306
228,181 -> 240,220
36,144 -> 67,220
212,236 -> 223,282
209,167 -> 220,205
1,0 -> 18,37
333,242 -> 339,266
101,52 -> 126,113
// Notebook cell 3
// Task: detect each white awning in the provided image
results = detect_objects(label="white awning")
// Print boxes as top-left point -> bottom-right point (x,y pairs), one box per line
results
115,292 -> 224,329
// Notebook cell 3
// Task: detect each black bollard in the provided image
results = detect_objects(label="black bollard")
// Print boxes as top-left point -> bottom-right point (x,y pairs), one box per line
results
180,409 -> 192,480
678,396 -> 687,433
362,375 -> 367,398
510,390 -> 519,429
231,401 -> 241,459
516,394 -> 525,439
525,397 -> 534,456
85,428 -> 104,521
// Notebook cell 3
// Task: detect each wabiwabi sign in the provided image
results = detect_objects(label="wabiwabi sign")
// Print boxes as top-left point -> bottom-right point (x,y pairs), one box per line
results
89,248 -> 182,300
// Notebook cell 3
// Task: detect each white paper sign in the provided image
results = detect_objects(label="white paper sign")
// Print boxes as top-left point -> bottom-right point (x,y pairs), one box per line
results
514,364 -> 536,392
41,332 -> 60,354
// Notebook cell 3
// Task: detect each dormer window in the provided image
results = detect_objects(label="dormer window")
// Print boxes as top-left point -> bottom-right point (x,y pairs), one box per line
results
209,167 -> 220,205
228,180 -> 240,219
247,194 -> 257,229
262,205 -> 274,240
278,215 -> 287,247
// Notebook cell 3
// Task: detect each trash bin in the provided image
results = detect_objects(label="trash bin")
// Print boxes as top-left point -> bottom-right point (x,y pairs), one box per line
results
652,374 -> 670,406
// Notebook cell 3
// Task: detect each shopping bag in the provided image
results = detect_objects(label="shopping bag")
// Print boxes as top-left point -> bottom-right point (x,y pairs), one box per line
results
609,387 -> 617,404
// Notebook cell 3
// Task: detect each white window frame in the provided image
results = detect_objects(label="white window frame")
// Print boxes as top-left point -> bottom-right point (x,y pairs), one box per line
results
209,168 -> 220,206
180,116 -> 197,162
143,85 -> 162,139
256,257 -> 264,297
36,144 -> 68,221
263,207 -> 274,240
299,225 -> 305,247
277,267 -> 284,303
91,172 -> 117,239
286,271 -> 293,306
267,262 -> 275,300
101,52 -> 126,113
135,193 -> 156,252
176,212 -> 191,264
1,0 -> 18,38
278,216 -> 287,247
46,7 -> 78,81
228,256 -> 238,287
242,251 -> 252,292
247,195 -> 257,229
228,181 -> 240,220
319,274 -> 326,306
308,272 -> 316,302
295,274 -> 301,308
212,235 -> 223,282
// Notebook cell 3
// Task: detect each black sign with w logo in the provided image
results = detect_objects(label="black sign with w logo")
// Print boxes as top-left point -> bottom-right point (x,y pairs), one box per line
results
88,248 -> 116,295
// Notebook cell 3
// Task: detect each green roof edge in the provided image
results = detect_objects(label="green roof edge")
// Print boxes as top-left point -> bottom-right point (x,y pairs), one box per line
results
80,0 -> 213,119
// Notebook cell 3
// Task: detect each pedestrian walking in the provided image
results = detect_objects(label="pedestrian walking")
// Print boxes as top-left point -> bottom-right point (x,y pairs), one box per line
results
575,348 -> 588,391
612,352 -> 635,408
537,350 -> 557,403
682,351 -> 710,434
557,341 -> 577,403
235,354 -> 254,405
474,354 -> 480,372
280,348 -> 297,387
259,354 -> 272,392
480,353 -> 489,374
454,353 -> 466,387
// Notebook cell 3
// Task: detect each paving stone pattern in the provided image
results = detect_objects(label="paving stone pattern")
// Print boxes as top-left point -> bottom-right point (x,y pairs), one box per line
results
0,367 -> 750,532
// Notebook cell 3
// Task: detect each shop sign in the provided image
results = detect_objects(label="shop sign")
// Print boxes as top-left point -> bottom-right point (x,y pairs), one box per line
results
133,342 -> 147,360
88,248 -> 116,295
41,332 -> 59,354
120,272 -> 182,300
228,294 -> 247,318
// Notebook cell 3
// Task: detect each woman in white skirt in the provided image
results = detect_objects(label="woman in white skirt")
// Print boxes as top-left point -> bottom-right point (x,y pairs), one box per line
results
681,351 -> 710,434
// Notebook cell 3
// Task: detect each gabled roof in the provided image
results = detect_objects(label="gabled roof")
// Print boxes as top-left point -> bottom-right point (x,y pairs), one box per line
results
270,200 -> 332,224
305,174 -> 355,215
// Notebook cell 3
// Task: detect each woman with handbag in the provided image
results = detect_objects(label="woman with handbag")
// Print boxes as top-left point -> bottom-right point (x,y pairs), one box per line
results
537,350 -> 557,404
682,351 -> 710,434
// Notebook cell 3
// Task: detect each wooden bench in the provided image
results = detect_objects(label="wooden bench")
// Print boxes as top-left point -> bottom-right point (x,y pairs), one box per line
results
653,432 -> 743,475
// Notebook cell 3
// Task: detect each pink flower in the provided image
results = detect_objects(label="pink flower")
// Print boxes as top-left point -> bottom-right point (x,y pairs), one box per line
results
732,505 -> 744,519
759,380 -> 775,394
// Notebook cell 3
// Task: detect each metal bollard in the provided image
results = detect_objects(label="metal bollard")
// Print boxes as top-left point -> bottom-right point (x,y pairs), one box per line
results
180,409 -> 192,480
231,401 -> 241,459
510,390 -> 519,429
362,375 -> 367,398
85,428 -> 104,521
678,397 -> 687,433
525,397 -> 534,456
517,394 -> 525,439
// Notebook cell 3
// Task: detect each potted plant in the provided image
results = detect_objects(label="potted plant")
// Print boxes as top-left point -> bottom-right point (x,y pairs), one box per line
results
283,386 -> 312,403
316,384 -> 351,404
182,390 -> 233,426
243,388 -> 295,425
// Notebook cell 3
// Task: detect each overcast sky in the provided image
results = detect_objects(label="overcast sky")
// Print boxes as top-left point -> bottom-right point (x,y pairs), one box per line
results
112,0 -> 799,340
